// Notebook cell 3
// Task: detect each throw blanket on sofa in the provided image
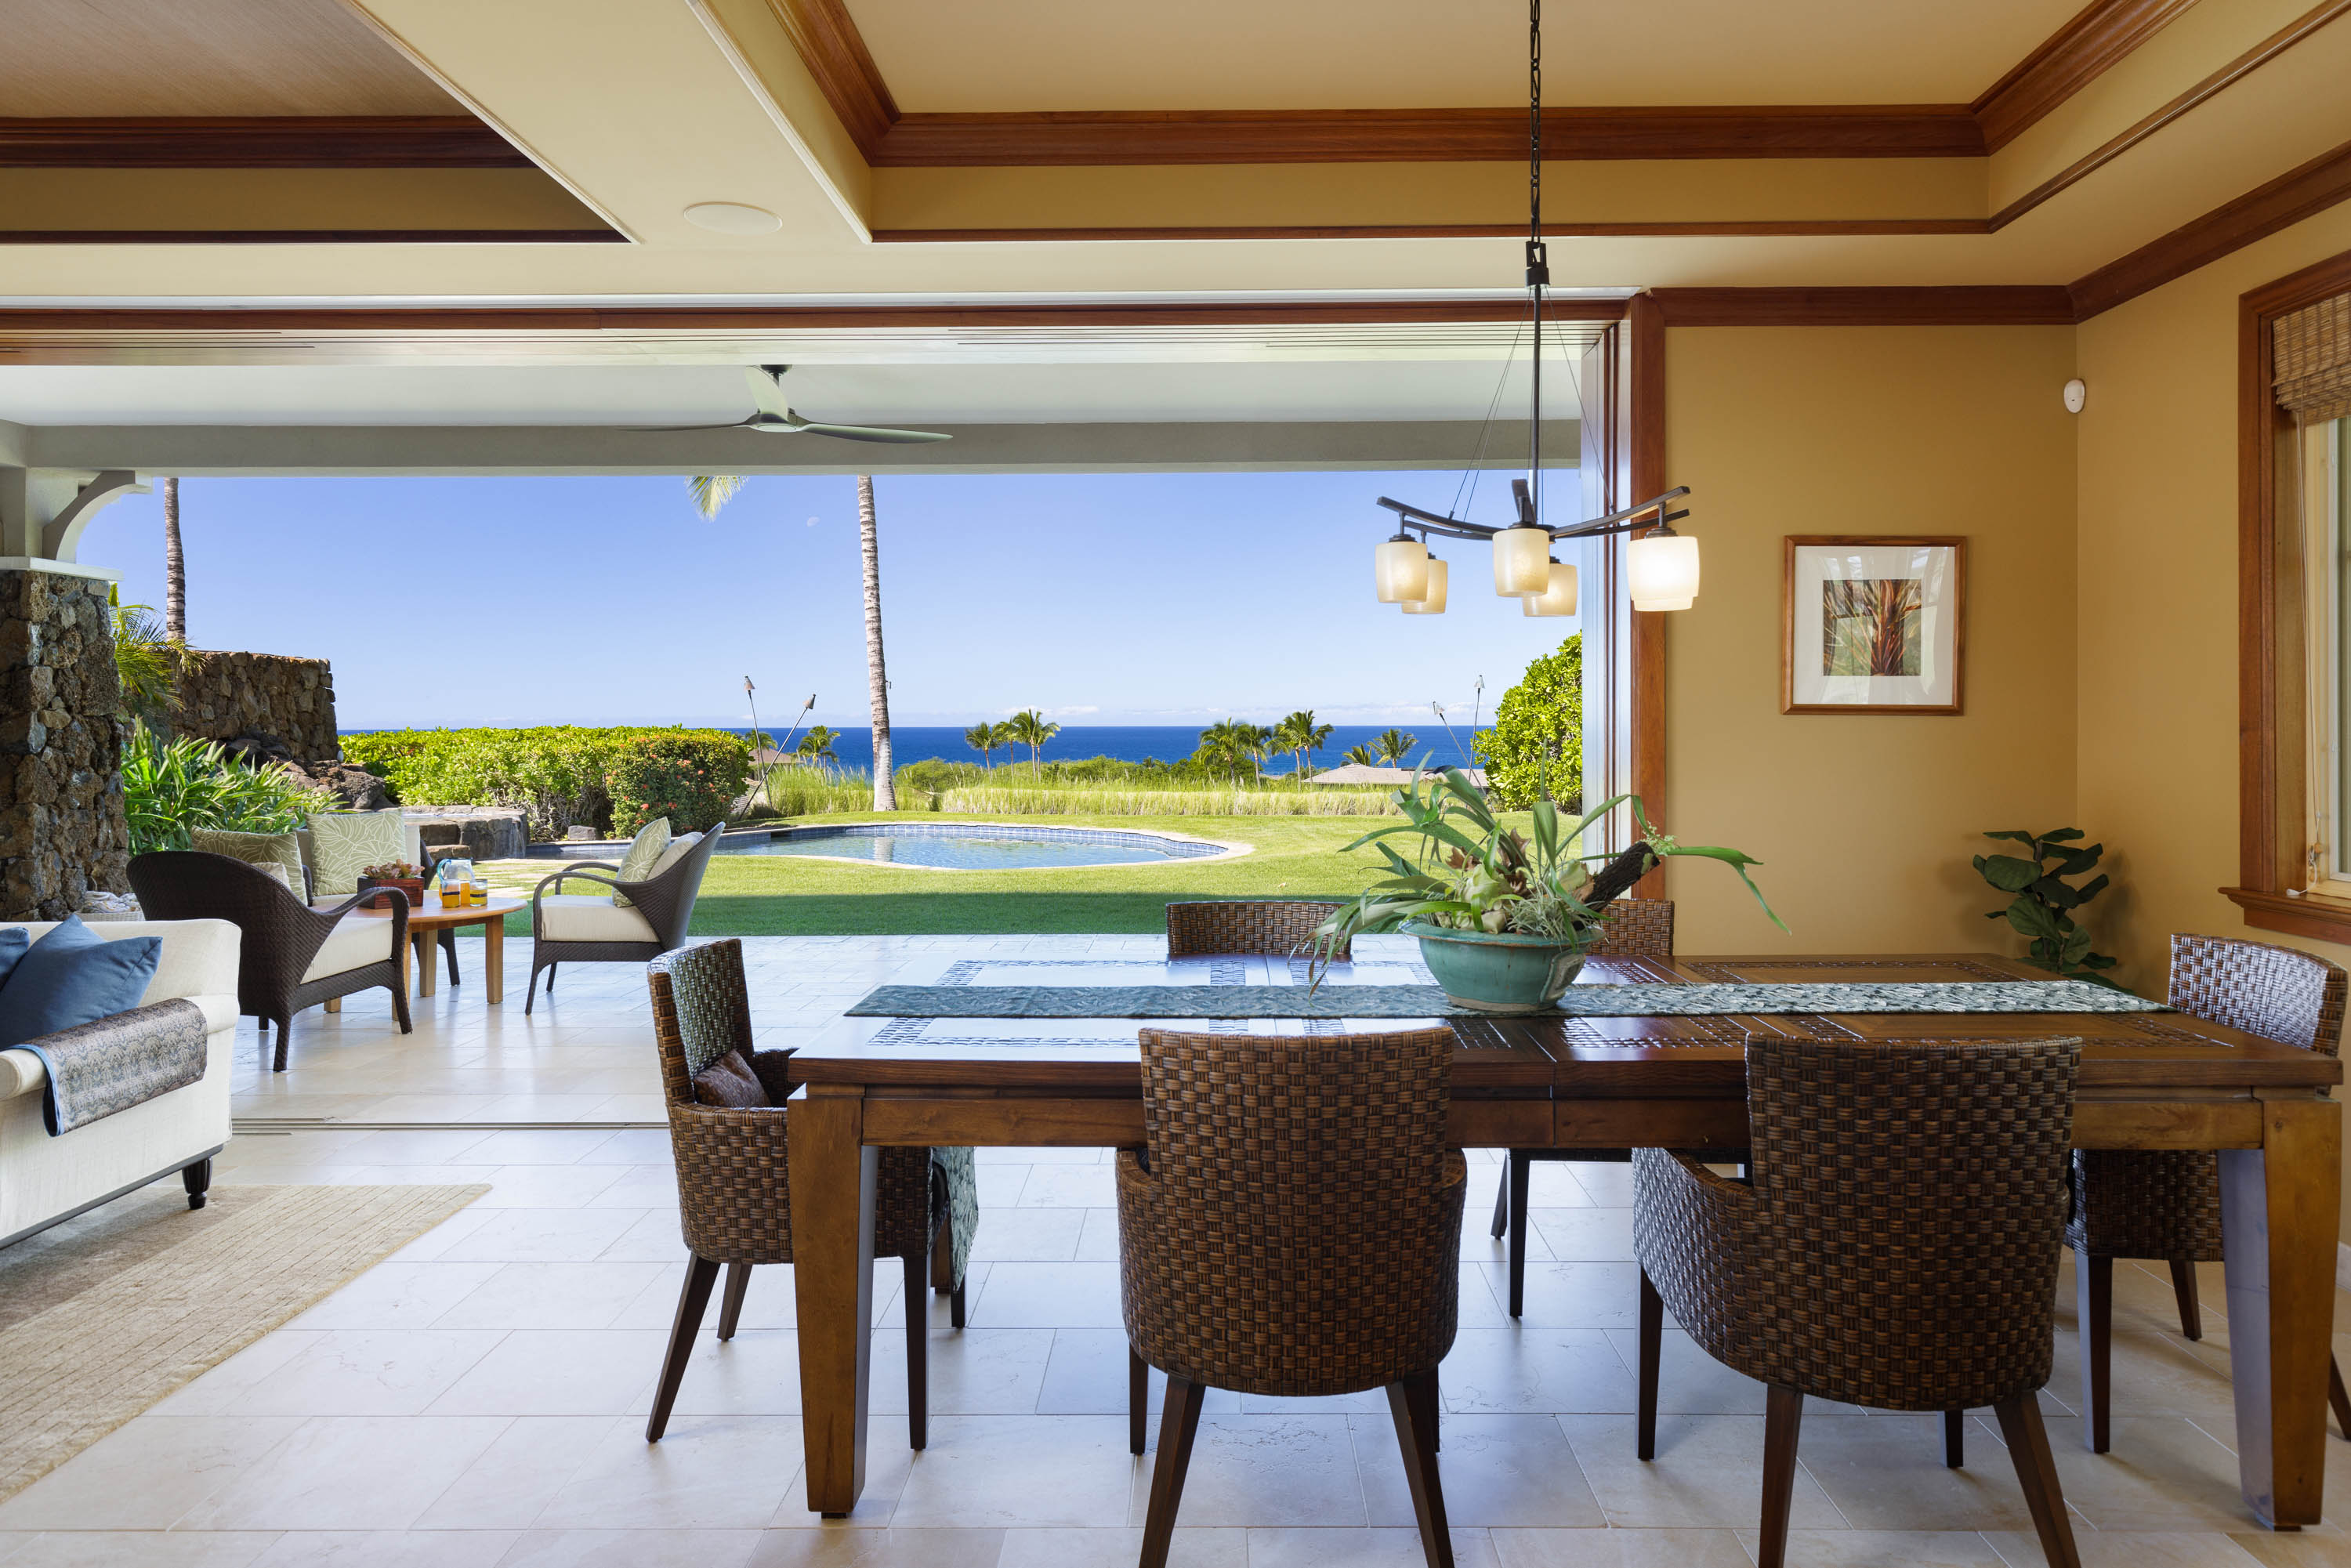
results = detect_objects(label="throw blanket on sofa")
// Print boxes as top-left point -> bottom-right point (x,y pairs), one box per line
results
17,999 -> 208,1136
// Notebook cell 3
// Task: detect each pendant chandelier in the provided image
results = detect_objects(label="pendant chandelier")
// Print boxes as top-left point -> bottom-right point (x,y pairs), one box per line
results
1373,0 -> 1700,617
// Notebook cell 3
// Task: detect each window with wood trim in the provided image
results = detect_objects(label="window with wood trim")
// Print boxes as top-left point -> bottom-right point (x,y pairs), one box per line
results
2230,258 -> 2351,943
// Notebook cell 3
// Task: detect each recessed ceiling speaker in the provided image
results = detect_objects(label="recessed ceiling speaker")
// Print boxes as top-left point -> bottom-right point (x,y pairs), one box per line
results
683,202 -> 782,235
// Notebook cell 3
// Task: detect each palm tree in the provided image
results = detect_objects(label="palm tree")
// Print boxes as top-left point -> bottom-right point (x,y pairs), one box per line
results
965,722 -> 997,770
1375,728 -> 1418,766
1194,721 -> 1241,785
857,476 -> 897,811
1234,722 -> 1274,784
797,725 -> 839,775
687,475 -> 744,518
1005,709 -> 1059,778
988,719 -> 1020,766
1272,709 -> 1334,780
1341,744 -> 1377,767
161,476 -> 187,645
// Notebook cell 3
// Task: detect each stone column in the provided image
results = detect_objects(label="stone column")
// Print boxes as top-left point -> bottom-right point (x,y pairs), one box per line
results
0,567 -> 130,920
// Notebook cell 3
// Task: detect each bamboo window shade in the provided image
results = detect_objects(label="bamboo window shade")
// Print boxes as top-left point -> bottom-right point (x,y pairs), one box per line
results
2275,292 -> 2351,422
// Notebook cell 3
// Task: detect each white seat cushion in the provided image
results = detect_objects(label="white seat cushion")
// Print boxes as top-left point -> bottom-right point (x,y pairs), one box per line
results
538,894 -> 658,943
301,914 -> 397,983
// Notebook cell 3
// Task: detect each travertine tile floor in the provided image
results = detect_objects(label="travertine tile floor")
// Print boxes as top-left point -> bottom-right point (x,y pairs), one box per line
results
5,934 -> 2350,1566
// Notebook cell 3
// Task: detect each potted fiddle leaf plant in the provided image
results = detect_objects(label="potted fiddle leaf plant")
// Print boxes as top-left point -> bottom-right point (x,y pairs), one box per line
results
1972,827 -> 2122,988
1311,765 -> 1784,1012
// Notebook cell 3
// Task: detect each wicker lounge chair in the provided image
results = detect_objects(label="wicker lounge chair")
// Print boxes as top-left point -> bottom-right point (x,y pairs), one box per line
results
1163,899 -> 1349,961
1490,897 -> 1675,1315
2070,933 -> 2350,1451
525,823 -> 725,1013
1118,1026 -> 1464,1568
643,938 -> 977,1448
1634,1035 -> 2085,1568
129,849 -> 411,1072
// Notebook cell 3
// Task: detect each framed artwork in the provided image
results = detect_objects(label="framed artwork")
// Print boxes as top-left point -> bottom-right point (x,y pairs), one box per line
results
1781,536 -> 1967,715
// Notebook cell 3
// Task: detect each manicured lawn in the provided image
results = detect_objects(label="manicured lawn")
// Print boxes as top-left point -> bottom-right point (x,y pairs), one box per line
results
481,812 -> 1395,936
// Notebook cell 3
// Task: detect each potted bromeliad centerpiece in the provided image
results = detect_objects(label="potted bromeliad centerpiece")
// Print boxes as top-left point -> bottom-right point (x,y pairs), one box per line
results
1312,768 -> 1784,1012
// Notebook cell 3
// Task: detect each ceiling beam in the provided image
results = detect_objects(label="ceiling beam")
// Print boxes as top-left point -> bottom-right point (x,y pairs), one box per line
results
0,117 -> 532,168
20,418 -> 1582,477
1972,0 -> 2202,152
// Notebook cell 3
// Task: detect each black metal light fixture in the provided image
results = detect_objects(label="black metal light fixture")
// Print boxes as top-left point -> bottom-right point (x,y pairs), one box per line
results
1375,0 -> 1699,617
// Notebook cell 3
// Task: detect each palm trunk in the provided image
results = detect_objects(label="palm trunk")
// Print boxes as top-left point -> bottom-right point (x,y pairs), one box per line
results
857,476 -> 897,811
161,476 -> 186,644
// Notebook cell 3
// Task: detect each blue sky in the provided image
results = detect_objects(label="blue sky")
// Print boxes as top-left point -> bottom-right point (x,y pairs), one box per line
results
78,469 -> 1578,732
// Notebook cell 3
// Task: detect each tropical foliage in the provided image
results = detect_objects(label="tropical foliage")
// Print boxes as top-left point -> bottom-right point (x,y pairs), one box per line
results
1972,827 -> 2121,987
1475,633 -> 1583,809
121,722 -> 330,856
607,730 -> 752,835
1311,766 -> 1781,970
108,588 -> 192,726
343,726 -> 748,839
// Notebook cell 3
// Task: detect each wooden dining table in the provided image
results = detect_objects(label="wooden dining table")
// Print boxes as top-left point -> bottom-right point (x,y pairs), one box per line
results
784,949 -> 2342,1529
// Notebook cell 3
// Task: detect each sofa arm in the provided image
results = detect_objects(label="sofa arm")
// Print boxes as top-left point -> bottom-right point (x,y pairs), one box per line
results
98,918 -> 243,1006
0,1048 -> 42,1102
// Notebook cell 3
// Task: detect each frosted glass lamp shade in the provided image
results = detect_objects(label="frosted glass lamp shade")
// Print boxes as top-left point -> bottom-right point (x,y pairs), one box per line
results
1375,536 -> 1430,603
1522,559 -> 1578,616
1492,525 -> 1552,596
1628,532 -> 1701,611
1400,555 -> 1448,614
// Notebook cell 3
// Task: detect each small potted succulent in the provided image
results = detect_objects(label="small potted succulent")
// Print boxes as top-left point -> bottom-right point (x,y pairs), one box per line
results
1312,766 -> 1784,1012
357,860 -> 429,911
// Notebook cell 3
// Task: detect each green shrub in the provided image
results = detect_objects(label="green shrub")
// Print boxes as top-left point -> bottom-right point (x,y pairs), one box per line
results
1475,633 -> 1583,809
343,726 -> 747,839
935,786 -> 1396,817
607,731 -> 752,836
122,721 -> 331,856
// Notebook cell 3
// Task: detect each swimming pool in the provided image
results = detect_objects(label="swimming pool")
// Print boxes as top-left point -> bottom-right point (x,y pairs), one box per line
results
711,823 -> 1234,871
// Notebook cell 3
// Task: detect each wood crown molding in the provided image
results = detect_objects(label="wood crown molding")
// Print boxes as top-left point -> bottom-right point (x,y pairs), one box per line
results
0,230 -> 620,246
781,0 -> 2221,168
0,117 -> 531,168
1972,0 -> 2201,152
1646,287 -> 2077,327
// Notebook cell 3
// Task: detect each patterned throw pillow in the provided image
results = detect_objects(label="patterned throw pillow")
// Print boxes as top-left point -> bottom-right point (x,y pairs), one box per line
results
611,818 -> 670,909
691,1048 -> 771,1108
190,828 -> 306,899
308,809 -> 406,896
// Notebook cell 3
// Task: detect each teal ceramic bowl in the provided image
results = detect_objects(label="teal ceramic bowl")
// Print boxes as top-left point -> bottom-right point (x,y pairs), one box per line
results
1400,919 -> 1585,1013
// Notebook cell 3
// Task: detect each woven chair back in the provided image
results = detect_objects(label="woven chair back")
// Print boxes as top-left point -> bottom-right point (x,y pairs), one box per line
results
1743,1035 -> 2082,1409
1591,898 -> 1674,958
129,849 -> 340,998
1120,1027 -> 1462,1396
2168,933 -> 2346,1056
1165,900 -> 1349,961
632,822 -> 729,949
647,936 -> 756,1106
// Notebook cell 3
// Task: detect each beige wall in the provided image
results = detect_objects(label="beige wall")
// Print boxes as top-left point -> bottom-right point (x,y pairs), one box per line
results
1660,325 -> 2081,958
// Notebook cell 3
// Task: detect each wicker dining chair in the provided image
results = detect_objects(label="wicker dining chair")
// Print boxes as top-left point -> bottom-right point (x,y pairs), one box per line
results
526,823 -> 726,1012
1164,899 -> 1349,961
1490,897 -> 1676,1316
1118,1026 -> 1465,1568
1635,1035 -> 2086,1568
643,938 -> 978,1448
129,849 -> 411,1072
2071,933 -> 2350,1452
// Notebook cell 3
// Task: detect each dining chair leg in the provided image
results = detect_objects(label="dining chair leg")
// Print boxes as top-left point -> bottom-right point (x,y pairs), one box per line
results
2076,1251 -> 2112,1453
524,958 -> 544,1014
1489,1155 -> 1512,1238
1387,1370 -> 1455,1568
647,1254 -> 720,1442
1139,1374 -> 1208,1568
1755,1385 -> 1804,1568
270,1015 -> 290,1073
2328,1355 -> 2351,1440
1943,1410 -> 1964,1468
716,1262 -> 752,1341
1994,1395 -> 2083,1568
1129,1345 -> 1149,1455
1636,1266 -> 1663,1461
931,1214 -> 955,1290
2167,1258 -> 2202,1340
1505,1150 -> 1532,1318
904,1255 -> 928,1451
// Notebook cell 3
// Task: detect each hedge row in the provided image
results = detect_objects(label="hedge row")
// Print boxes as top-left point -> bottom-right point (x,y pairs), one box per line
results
342,726 -> 752,838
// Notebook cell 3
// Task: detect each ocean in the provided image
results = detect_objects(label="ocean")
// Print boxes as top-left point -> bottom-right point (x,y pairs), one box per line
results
717,724 -> 1486,776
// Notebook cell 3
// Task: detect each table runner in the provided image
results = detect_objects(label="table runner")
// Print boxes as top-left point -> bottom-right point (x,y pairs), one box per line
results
846,980 -> 2166,1020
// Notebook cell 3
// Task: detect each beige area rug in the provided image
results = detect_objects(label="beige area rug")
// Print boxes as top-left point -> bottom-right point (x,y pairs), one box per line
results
0,1182 -> 487,1501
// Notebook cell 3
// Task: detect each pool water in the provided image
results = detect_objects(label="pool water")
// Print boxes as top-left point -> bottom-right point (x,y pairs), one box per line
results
712,824 -> 1227,871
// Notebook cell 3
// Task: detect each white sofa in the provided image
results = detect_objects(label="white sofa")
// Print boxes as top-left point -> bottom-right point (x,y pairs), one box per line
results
0,918 -> 241,1247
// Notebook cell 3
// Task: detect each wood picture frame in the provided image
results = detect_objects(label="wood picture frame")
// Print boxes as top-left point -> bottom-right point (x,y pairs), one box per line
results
1780,535 -> 1968,715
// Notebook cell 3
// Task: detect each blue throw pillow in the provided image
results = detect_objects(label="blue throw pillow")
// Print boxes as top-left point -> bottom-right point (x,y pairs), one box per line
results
0,916 -> 162,1048
0,927 -> 27,993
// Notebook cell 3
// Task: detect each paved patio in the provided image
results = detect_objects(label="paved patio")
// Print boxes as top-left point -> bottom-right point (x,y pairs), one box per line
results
2,935 -> 2345,1566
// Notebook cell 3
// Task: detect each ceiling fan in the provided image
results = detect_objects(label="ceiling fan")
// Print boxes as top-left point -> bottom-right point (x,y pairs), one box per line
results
646,365 -> 951,444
